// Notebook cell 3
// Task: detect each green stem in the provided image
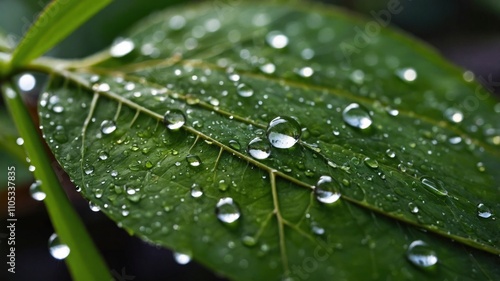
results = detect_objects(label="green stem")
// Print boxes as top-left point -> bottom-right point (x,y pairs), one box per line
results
1,82 -> 112,281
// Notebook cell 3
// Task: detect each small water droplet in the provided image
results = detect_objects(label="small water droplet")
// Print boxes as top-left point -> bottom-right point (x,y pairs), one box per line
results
247,137 -> 271,159
186,154 -> 202,167
420,177 -> 448,197
242,235 -> 257,247
297,67 -> 314,78
386,149 -> 396,158
476,162 -> 485,172
228,139 -> 241,150
191,183 -> 203,198
311,222 -> 325,235
53,126 -> 68,143
110,38 -> 135,57
100,120 -> 117,134
266,31 -> 289,49
218,180 -> 229,191
98,151 -> 109,160
260,63 -> 276,74
406,240 -> 438,268
266,116 -> 301,149
16,137 -> 24,145
164,109 -> 186,130
173,252 -> 191,265
364,157 -> 379,169
84,165 -> 94,175
29,180 -> 46,201
408,202 -> 419,214
89,202 -> 100,212
396,68 -> 417,82
216,197 -> 241,224
48,233 -> 70,260
477,203 -> 493,219
237,83 -> 254,97
444,108 -> 464,124
342,103 -> 372,129
315,176 -> 341,204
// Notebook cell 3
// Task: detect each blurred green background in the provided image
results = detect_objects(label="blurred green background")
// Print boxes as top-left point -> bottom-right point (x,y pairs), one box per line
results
0,0 -> 499,280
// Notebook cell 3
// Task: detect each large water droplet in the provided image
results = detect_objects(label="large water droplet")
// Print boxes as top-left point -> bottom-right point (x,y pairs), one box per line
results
164,109 -> 186,130
247,137 -> 271,159
216,197 -> 241,224
342,103 -> 372,129
420,177 -> 448,197
315,176 -> 341,204
266,116 -> 301,149
29,180 -> 46,201
48,233 -> 70,260
477,203 -> 493,219
186,154 -> 202,166
406,240 -> 438,268
173,252 -> 191,265
266,31 -> 289,49
110,38 -> 135,57
237,83 -> 254,97
100,120 -> 117,135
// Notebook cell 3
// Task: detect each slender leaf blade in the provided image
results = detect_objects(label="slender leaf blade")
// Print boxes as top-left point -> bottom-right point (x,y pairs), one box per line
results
10,0 -> 112,69
39,2 -> 500,280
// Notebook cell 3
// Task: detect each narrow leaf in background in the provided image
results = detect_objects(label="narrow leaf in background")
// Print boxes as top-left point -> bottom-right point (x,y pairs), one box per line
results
9,0 -> 112,69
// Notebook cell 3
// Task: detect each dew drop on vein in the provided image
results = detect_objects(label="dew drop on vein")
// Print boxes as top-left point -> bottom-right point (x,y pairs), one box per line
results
164,109 -> 186,130
266,116 -> 301,149
314,176 -> 341,204
216,197 -> 241,224
48,233 -> 70,260
247,137 -> 271,159
29,180 -> 46,201
406,240 -> 438,268
342,103 -> 372,130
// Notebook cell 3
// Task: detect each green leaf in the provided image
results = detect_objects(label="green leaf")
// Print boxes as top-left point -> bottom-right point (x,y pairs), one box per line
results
2,83 -> 112,281
9,0 -> 112,69
38,2 -> 500,280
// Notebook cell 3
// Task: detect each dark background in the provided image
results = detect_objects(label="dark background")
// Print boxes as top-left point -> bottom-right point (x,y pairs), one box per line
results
0,0 -> 499,280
